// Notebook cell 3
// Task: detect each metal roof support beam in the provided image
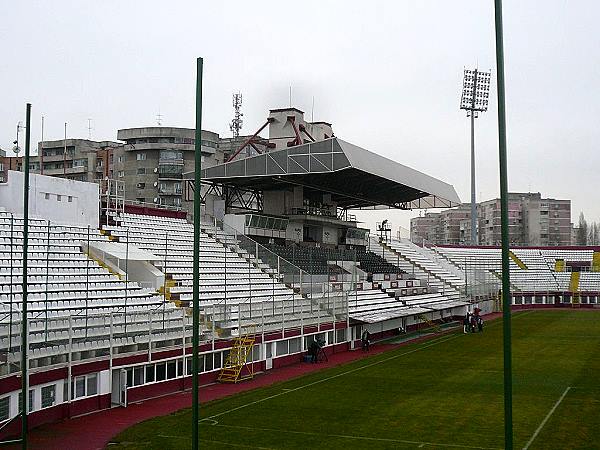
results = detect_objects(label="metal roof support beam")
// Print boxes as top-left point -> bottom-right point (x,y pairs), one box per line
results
226,118 -> 273,162
249,141 -> 263,154
298,124 -> 316,142
287,116 -> 303,147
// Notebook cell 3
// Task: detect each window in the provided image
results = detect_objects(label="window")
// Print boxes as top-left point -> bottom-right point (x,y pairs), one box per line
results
136,153 -> 147,161
201,139 -> 217,148
18,390 -> 34,413
159,150 -> 183,161
0,397 -> 9,421
87,374 -> 98,396
71,373 -> 98,399
68,196 -> 73,203
118,156 -> 123,163
276,340 -> 288,356
57,195 -> 62,202
45,193 -> 50,200
118,171 -> 124,178
136,197 -> 145,203
137,168 -> 146,175
213,353 -> 222,369
136,182 -> 145,189
41,385 -> 56,408
145,364 -> 155,383
133,367 -> 144,386
167,361 -> 176,379
156,362 -> 166,381
74,377 -> 86,398
289,337 -> 301,354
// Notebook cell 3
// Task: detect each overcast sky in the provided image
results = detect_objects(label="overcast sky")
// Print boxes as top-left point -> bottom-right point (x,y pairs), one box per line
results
2,0 -> 598,232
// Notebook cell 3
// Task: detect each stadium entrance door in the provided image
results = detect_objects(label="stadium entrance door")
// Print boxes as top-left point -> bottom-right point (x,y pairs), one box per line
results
265,342 -> 273,370
111,369 -> 128,407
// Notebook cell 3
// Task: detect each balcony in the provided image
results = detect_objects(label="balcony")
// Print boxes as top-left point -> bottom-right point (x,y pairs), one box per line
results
41,153 -> 75,162
158,157 -> 184,165
43,166 -> 87,176
157,165 -> 183,179
157,172 -> 183,180
158,188 -> 183,196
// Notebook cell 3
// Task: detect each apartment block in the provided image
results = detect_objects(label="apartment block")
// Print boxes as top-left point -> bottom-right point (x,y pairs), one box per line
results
411,193 -> 572,247
115,127 -> 223,209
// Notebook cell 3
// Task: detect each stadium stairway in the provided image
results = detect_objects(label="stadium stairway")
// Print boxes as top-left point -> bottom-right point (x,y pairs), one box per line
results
569,271 -> 581,306
593,252 -> 600,272
369,237 -> 462,301
104,213 -> 339,336
218,325 -> 257,383
509,251 -> 528,270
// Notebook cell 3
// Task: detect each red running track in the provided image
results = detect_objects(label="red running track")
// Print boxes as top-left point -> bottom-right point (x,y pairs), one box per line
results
10,326 -> 468,450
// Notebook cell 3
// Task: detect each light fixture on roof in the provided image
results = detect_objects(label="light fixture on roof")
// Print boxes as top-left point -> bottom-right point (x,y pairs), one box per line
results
460,67 -> 492,246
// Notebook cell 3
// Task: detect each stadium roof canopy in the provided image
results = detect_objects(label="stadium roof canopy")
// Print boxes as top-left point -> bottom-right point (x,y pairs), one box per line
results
199,137 -> 461,210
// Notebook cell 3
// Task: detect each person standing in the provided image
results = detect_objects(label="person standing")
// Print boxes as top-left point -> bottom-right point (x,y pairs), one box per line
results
362,329 -> 371,351
478,316 -> 484,332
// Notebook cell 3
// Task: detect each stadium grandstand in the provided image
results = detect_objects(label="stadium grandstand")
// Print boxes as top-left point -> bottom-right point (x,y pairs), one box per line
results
1,135 -> 600,444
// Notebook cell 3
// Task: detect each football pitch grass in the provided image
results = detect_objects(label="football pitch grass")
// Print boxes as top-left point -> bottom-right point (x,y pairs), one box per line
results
111,310 -> 600,449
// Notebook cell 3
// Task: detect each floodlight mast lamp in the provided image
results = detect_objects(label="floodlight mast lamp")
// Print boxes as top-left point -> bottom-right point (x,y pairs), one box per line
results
460,68 -> 491,245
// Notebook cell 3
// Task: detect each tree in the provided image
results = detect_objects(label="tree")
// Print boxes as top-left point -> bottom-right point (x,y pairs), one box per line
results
588,222 -> 599,245
577,212 -> 588,246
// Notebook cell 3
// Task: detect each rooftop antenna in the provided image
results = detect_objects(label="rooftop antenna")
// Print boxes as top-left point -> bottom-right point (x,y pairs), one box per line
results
87,118 -> 93,139
156,108 -> 163,126
229,93 -> 243,139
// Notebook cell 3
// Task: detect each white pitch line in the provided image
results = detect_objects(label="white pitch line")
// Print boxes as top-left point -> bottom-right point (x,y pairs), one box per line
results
522,386 -> 572,450
201,313 -> 527,423
209,423 -> 503,450
203,333 -> 460,421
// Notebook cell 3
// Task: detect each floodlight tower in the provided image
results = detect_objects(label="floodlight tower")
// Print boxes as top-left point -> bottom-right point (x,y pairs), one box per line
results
460,68 -> 491,245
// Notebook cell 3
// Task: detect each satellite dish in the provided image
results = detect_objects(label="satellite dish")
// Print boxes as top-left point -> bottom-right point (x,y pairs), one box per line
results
12,145 -> 20,156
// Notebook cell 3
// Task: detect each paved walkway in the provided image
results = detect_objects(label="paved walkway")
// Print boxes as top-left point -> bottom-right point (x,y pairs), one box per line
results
11,321 -> 479,450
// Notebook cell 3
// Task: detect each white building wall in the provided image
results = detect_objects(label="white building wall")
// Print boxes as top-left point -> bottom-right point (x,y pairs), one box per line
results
0,171 -> 99,228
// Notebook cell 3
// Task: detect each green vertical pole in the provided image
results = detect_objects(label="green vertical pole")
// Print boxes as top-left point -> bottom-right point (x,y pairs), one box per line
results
192,56 -> 203,450
493,1 -> 513,448
21,102 -> 31,450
